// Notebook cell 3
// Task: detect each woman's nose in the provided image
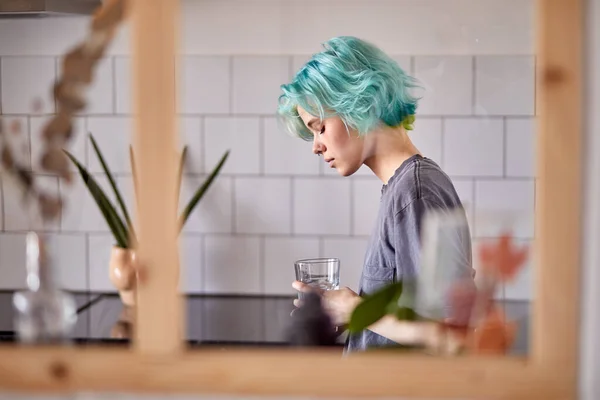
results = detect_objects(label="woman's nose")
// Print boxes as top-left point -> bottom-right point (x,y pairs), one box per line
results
312,139 -> 324,155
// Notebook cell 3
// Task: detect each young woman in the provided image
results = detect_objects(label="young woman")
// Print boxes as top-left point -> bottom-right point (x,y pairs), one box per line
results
277,36 -> 474,352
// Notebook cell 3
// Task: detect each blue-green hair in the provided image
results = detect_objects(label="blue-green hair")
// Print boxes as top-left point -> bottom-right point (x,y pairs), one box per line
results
277,36 -> 422,141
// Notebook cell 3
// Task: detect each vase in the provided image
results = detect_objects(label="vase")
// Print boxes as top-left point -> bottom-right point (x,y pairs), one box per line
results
108,246 -> 137,306
12,232 -> 78,343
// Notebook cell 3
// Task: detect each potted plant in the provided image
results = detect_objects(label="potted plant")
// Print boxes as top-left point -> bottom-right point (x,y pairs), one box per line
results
64,133 -> 229,306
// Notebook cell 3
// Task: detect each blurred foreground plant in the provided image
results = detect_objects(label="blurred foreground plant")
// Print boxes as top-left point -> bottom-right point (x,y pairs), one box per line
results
347,232 -> 529,355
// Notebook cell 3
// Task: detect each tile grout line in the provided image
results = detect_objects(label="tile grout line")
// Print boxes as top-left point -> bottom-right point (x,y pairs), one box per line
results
99,52 -> 534,58
290,176 -> 295,234
0,111 -> 535,119
195,115 -> 202,173
440,117 -> 446,168
200,117 -> 206,174
0,229 -> 387,240
349,179 -> 355,236
228,56 -> 234,114
259,116 -> 265,176
83,117 -> 89,166
472,177 -> 477,238
0,176 -> 3,232
230,177 -> 236,233
259,235 -> 265,294
200,234 -> 206,293
85,233 -> 90,292
14,169 -> 536,182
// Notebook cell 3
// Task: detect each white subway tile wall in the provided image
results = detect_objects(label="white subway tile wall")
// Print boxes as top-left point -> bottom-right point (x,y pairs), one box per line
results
204,117 -> 260,174
113,57 -> 131,114
203,236 -> 261,294
0,0 -> 536,308
443,118 -> 505,177
231,56 -> 291,114
293,178 -> 352,235
475,56 -> 536,116
413,56 -> 474,115
234,177 -> 292,234
178,56 -> 231,115
0,57 -> 56,114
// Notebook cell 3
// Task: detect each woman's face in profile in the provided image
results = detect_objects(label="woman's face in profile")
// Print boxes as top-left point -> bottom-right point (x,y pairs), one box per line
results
297,106 -> 365,177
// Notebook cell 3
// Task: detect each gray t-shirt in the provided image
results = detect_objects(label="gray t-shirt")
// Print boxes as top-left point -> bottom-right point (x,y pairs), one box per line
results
344,154 -> 473,352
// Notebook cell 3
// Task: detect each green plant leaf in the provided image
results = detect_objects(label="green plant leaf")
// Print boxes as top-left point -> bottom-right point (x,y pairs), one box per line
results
178,150 -> 229,230
348,281 -> 404,333
64,150 -> 129,248
176,145 -> 188,209
394,306 -> 419,321
88,134 -> 136,245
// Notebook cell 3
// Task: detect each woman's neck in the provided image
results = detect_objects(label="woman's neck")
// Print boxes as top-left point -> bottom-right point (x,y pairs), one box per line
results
362,127 -> 421,184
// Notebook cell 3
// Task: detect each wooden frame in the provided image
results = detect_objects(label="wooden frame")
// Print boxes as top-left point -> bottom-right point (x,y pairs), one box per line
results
0,0 -> 583,398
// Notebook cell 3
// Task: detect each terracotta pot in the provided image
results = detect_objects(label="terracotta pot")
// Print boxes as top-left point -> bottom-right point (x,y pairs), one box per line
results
108,246 -> 137,306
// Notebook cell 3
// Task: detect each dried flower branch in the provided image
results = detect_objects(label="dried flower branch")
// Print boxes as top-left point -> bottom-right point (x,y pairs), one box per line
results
0,0 -> 129,226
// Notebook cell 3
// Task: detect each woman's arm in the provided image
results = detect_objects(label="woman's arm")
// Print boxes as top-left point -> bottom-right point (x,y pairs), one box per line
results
293,280 -> 470,350
366,314 -> 437,345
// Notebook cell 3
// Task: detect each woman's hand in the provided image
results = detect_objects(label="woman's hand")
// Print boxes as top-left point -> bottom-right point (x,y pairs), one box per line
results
292,281 -> 361,327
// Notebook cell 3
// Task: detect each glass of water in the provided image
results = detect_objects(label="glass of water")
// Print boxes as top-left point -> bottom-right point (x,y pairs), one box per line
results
294,258 -> 340,298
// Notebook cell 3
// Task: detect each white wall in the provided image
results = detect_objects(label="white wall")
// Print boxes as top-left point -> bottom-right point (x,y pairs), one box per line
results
0,0 -> 537,302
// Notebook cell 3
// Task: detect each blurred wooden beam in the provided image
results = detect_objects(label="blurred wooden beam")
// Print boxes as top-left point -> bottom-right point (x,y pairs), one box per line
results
533,0 -> 582,397
130,0 -> 183,355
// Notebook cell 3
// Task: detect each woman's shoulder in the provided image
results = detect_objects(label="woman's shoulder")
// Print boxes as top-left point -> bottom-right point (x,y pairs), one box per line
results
386,155 -> 463,214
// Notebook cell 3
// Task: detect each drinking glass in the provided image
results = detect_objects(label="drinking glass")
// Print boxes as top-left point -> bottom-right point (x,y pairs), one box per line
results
294,258 -> 340,298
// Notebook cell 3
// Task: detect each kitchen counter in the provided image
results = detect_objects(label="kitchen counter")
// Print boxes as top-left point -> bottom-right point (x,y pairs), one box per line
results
0,291 -> 531,353
0,291 -> 343,348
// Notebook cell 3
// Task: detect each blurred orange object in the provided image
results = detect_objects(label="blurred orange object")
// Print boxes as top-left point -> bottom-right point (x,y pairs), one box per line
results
479,232 -> 529,282
468,306 -> 517,354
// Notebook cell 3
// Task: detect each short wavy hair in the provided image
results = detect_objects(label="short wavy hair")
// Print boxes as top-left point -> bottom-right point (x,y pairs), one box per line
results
277,36 -> 422,141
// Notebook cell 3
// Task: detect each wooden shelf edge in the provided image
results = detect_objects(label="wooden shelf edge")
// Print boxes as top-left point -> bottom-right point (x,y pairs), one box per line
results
0,345 -> 569,399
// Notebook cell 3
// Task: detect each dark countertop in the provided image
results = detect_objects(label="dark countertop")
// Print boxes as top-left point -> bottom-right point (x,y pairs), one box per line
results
0,291 -> 531,354
0,291 -> 314,348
